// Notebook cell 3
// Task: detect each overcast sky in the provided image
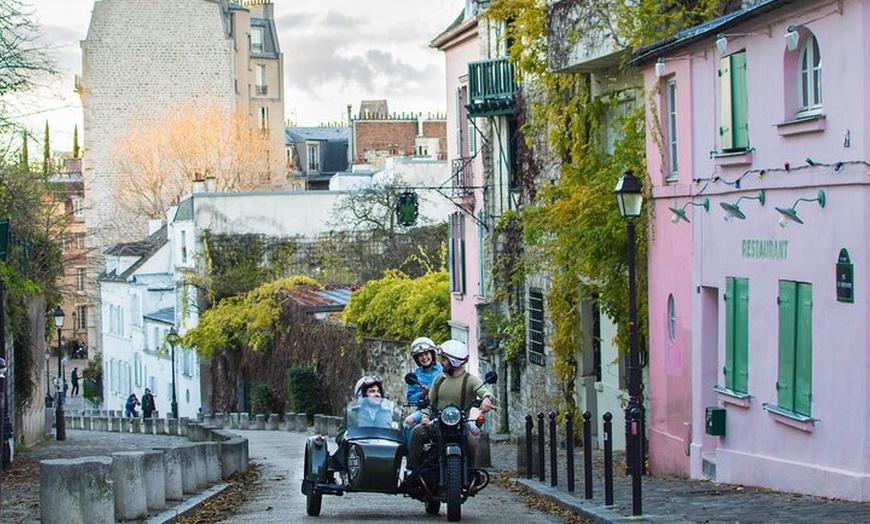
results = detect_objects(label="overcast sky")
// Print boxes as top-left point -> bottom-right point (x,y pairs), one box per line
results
19,0 -> 465,152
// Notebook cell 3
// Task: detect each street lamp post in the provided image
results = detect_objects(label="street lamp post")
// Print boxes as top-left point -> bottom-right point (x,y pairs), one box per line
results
167,326 -> 180,419
53,306 -> 66,441
614,169 -> 644,516
0,357 -> 6,503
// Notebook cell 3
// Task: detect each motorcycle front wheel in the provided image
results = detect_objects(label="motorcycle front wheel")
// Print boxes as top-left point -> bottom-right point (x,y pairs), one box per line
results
304,446 -> 323,516
445,454 -> 462,522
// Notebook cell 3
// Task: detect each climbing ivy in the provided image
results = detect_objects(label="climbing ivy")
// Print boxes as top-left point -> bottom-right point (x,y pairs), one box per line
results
483,0 -> 722,410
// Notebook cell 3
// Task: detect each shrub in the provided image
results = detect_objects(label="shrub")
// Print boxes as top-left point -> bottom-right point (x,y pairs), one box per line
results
286,366 -> 319,421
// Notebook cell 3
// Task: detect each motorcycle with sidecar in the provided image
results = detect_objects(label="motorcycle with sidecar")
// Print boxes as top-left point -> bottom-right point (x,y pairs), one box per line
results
301,371 -> 497,521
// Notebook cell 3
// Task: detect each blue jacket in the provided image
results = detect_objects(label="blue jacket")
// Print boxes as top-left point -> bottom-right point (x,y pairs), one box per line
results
407,363 -> 443,404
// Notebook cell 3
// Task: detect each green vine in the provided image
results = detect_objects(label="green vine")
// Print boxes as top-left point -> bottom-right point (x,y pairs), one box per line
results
484,0 -> 723,411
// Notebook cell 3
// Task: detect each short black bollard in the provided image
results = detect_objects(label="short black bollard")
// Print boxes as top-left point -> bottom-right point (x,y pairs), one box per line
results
603,412 -> 614,506
525,414 -> 533,479
537,412 -> 545,482
583,411 -> 593,499
549,411 -> 558,487
566,411 -> 575,492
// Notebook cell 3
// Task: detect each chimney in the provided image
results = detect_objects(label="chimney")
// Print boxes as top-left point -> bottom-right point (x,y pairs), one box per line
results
204,176 -> 216,192
192,171 -> 205,193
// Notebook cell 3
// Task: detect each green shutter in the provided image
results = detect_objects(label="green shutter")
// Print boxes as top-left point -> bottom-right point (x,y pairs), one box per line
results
793,283 -> 813,416
448,214 -> 456,292
724,277 -> 735,389
730,52 -> 749,150
734,278 -> 750,393
777,281 -> 797,411
719,56 -> 733,151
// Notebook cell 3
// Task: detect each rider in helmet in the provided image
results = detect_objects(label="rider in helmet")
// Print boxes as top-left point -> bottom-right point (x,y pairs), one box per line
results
404,337 -> 442,431
334,375 -> 392,476
406,339 -> 494,471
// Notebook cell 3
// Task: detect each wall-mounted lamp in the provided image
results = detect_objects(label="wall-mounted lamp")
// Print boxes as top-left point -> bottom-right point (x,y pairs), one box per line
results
655,58 -> 666,78
720,190 -> 765,221
775,190 -> 825,227
785,25 -> 799,51
668,198 -> 710,223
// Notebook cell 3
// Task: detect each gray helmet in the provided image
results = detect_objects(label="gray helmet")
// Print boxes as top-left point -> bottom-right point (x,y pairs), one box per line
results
354,375 -> 384,399
410,336 -> 439,364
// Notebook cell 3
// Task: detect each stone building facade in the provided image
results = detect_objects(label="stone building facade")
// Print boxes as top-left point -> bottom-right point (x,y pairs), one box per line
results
79,0 -> 285,351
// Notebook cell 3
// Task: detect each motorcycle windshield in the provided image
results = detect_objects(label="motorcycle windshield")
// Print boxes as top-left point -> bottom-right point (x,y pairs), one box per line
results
345,397 -> 403,431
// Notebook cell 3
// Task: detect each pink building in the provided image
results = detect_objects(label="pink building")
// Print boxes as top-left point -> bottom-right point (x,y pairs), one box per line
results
638,0 -> 870,501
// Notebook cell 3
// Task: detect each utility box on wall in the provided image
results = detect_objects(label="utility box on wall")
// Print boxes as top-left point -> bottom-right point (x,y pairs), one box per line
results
706,407 -> 726,436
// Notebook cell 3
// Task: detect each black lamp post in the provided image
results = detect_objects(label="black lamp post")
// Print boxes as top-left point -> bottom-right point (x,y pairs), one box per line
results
614,169 -> 644,516
0,357 -> 6,501
167,326 -> 179,419
53,305 -> 66,441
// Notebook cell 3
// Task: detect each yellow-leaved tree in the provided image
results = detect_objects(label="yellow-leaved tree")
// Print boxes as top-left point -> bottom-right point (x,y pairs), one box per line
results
114,101 -> 281,219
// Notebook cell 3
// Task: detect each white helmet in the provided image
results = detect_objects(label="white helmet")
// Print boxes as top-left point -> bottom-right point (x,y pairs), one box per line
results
410,336 -> 439,364
440,339 -> 468,368
354,375 -> 384,399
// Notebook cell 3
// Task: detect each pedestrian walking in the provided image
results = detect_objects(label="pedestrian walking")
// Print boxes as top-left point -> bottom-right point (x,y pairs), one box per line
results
142,388 -> 155,418
70,367 -> 79,396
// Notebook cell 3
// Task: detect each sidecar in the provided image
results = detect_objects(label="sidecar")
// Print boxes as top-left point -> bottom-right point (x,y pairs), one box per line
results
301,397 -> 406,516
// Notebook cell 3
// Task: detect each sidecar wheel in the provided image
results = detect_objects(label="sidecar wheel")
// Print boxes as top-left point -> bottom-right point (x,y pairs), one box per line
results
306,486 -> 322,516
445,454 -> 462,522
425,500 -> 440,515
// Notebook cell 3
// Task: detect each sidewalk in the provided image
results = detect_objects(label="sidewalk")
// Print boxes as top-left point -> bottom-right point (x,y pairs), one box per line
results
487,437 -> 869,524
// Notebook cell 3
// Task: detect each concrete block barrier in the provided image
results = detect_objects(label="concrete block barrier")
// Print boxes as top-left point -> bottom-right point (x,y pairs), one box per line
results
167,417 -> 178,436
98,416 -> 109,432
296,412 -> 308,432
313,414 -> 323,434
154,446 -> 184,501
40,457 -> 114,524
143,418 -> 154,435
194,443 -> 208,489
130,418 -> 141,434
255,413 -> 266,430
142,450 -> 166,511
204,442 -> 221,484
326,416 -> 339,436
155,418 -> 166,435
219,438 -> 247,478
268,413 -> 279,430
111,451 -> 148,521
230,412 -> 239,429
179,417 -> 190,436
120,417 -> 129,433
178,444 -> 198,494
285,412 -> 295,431
240,413 -> 250,430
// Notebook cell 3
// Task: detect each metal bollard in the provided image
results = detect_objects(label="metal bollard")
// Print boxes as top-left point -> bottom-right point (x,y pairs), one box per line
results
525,414 -> 533,479
549,411 -> 557,487
583,411 -> 593,499
537,412 -> 545,482
566,411 -> 575,492
604,412 -> 614,506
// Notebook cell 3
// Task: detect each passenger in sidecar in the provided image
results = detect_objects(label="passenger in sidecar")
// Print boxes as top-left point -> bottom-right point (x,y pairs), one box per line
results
302,376 -> 407,515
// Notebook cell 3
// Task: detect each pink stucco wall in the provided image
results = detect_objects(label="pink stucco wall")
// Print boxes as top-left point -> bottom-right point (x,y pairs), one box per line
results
646,0 -> 870,500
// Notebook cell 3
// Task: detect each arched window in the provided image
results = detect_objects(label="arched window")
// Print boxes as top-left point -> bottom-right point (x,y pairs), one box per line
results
798,35 -> 822,113
667,294 -> 676,344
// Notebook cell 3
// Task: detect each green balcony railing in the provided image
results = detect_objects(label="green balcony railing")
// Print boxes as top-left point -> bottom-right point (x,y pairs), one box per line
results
467,57 -> 517,117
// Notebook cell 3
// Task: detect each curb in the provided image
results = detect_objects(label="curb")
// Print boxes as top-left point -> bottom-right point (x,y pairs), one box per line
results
145,483 -> 232,524
512,478 -> 693,524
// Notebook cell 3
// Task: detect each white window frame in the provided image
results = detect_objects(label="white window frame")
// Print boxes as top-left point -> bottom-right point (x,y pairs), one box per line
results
307,143 -> 321,172
666,79 -> 678,180
797,35 -> 822,115
251,27 -> 264,54
75,267 -> 86,291
258,106 -> 269,132
255,64 -> 267,95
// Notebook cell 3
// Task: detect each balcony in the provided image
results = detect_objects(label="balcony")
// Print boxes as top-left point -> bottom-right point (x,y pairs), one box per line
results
255,84 -> 268,95
451,157 -> 475,201
467,57 -> 517,117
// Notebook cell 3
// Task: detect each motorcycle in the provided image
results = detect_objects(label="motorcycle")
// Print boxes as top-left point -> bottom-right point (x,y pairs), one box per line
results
301,370 -> 497,522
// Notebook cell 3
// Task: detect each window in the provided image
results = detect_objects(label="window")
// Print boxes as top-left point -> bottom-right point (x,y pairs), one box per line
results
798,36 -> 822,114
724,277 -> 749,393
719,51 -> 749,151
250,27 -> 264,53
75,267 -> 85,291
777,280 -> 812,416
180,230 -> 188,265
72,197 -> 84,220
130,294 -> 141,328
134,353 -> 142,387
477,211 -> 490,298
258,106 -> 269,132
182,348 -> 194,377
307,143 -> 320,172
665,79 -> 678,179
255,64 -> 267,95
75,305 -> 87,330
667,294 -> 676,344
528,287 -> 545,366
448,212 -> 465,294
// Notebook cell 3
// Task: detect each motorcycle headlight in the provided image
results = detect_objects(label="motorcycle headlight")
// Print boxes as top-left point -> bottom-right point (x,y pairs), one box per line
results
440,406 -> 462,427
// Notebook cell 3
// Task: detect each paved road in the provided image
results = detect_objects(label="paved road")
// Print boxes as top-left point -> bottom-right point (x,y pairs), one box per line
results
225,429 -> 563,523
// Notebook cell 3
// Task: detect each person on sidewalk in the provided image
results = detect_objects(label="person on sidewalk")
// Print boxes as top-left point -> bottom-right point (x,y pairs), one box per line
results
70,367 -> 79,397
125,393 -> 140,417
406,339 -> 494,470
142,388 -> 155,418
